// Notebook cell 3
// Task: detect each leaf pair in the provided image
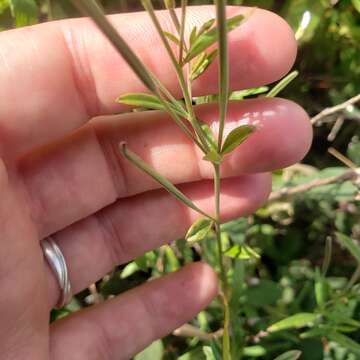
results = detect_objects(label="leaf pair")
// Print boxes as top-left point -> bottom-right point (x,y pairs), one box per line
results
203,124 -> 257,164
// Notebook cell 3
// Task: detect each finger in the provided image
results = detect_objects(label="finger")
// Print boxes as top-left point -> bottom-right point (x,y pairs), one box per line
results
0,6 -> 296,156
46,173 -> 271,308
50,262 -> 217,360
0,158 -> 49,358
19,98 -> 311,236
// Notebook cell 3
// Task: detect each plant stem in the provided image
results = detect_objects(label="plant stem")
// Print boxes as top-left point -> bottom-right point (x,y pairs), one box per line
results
214,163 -> 232,360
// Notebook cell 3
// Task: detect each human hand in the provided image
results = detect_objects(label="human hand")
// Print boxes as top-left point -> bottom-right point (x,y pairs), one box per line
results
0,6 -> 312,360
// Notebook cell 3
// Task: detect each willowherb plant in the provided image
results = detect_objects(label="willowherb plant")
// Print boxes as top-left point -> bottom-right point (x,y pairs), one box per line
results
72,1 -> 297,358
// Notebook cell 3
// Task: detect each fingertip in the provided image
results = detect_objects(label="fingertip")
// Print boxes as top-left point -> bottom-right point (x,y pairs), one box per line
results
227,7 -> 297,88
185,262 -> 219,307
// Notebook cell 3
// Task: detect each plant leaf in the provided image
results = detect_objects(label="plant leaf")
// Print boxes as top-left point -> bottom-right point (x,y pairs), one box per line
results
268,313 -> 319,332
185,218 -> 213,243
183,14 -> 245,63
163,31 -> 180,46
203,149 -> 223,164
274,350 -> 302,360
336,232 -> 360,264
266,70 -> 299,98
190,49 -> 218,81
221,125 -> 256,155
203,346 -> 216,360
9,0 -> 38,27
197,18 -> 216,37
120,143 -> 213,220
224,245 -> 260,260
117,93 -> 187,118
0,0 -> 9,15
189,26 -> 198,46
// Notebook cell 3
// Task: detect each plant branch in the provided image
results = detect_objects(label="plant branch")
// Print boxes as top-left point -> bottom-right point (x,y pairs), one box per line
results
311,94 -> 360,125
269,169 -> 358,202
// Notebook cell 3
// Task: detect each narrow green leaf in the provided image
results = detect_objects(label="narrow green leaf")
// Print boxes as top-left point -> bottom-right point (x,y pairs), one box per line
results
184,14 -> 245,63
189,26 -> 198,46
266,71 -> 299,98
229,86 -> 269,100
336,232 -> 360,264
203,346 -> 216,360
268,313 -> 319,332
9,0 -> 38,27
190,49 -> 218,81
117,93 -> 188,119
322,236 -> 332,275
201,123 -> 218,150
121,261 -> 140,278
243,346 -> 266,357
314,273 -> 329,308
274,350 -> 302,360
185,218 -> 213,243
164,245 -> 180,272
120,143 -> 214,220
163,31 -> 181,46
221,125 -> 256,155
224,245 -> 260,259
197,18 -> 216,37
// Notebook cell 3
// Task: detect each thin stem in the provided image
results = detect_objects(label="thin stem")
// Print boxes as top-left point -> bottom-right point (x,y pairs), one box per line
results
215,0 -> 229,151
143,0 -> 209,152
179,0 -> 187,64
214,163 -> 232,360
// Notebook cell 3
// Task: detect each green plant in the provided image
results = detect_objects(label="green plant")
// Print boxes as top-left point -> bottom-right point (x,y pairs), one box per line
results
69,1 -> 301,358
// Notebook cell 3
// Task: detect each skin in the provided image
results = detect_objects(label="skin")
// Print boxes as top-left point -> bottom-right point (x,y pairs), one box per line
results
0,6 -> 312,360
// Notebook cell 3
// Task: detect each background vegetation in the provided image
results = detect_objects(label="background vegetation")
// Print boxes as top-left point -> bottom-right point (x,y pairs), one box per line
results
1,0 -> 360,359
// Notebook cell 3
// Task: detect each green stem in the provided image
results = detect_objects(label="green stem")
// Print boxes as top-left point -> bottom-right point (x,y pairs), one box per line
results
142,0 -> 209,153
214,163 -> 232,360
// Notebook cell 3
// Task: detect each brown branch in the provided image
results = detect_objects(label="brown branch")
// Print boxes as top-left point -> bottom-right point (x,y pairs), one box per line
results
311,94 -> 360,125
173,323 -> 224,340
269,170 -> 358,202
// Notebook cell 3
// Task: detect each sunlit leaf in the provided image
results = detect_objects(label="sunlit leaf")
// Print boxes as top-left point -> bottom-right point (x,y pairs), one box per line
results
135,340 -> 164,360
9,0 -> 38,27
274,350 -> 302,360
190,49 -> 218,81
201,123 -> 218,150
185,218 -> 213,243
268,313 -> 319,332
224,244 -> 260,260
352,0 -> 360,13
189,26 -> 198,46
197,18 -> 215,37
164,245 -> 180,272
163,31 -> 180,46
203,346 -> 216,360
184,14 -> 245,63
221,125 -> 256,155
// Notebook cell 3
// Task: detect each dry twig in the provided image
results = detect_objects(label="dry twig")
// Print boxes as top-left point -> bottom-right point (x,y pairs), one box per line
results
269,170 -> 358,202
311,94 -> 360,125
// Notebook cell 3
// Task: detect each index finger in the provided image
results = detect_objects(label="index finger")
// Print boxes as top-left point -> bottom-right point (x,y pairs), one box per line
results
0,6 -> 296,157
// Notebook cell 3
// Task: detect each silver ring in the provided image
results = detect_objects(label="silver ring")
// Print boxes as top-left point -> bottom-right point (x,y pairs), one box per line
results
41,237 -> 72,309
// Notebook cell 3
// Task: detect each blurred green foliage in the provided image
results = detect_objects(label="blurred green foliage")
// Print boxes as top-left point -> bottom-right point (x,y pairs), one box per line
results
1,0 -> 360,359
